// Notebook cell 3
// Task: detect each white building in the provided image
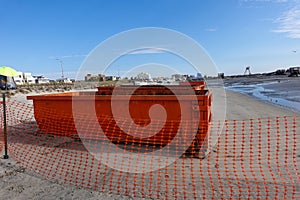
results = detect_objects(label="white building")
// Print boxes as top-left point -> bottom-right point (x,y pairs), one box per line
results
171,74 -> 187,81
14,72 -> 49,85
13,72 -> 24,85
136,72 -> 152,81
105,75 -> 119,81
13,72 -> 35,85
23,73 -> 35,84
33,75 -> 50,84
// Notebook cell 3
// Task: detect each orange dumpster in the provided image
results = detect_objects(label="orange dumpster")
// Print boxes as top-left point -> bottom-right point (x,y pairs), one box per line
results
27,85 -> 212,157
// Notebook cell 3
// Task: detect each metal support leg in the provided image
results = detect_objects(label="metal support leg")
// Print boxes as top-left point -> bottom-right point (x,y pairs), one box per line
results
2,93 -> 8,159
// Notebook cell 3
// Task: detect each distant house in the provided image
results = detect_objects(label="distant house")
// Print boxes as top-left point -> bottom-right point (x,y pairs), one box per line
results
288,66 -> 300,77
85,73 -> 106,82
13,72 -> 35,85
23,73 -> 35,84
33,75 -> 50,84
106,75 -> 120,81
14,72 -> 24,85
188,73 -> 204,81
171,74 -> 188,81
135,72 -> 151,81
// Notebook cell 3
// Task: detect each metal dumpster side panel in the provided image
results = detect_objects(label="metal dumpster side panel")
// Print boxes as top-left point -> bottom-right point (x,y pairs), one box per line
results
27,91 -> 211,147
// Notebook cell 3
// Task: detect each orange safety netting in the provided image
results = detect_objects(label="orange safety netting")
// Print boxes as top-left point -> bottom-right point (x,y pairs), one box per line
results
1,99 -> 299,199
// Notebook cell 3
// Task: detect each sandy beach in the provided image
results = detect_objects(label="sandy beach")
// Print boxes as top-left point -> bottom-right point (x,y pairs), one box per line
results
2,0 -> 300,198
0,84 -> 299,199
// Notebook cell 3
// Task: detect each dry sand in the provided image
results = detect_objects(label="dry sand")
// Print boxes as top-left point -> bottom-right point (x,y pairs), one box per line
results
0,88 -> 299,199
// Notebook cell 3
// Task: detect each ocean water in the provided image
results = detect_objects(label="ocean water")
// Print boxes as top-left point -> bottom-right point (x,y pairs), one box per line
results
226,81 -> 300,113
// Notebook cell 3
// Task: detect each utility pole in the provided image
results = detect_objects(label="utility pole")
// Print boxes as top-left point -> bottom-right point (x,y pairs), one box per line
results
56,58 -> 64,79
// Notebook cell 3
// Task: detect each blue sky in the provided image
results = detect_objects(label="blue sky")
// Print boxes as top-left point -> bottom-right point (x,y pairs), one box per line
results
1,0 -> 300,79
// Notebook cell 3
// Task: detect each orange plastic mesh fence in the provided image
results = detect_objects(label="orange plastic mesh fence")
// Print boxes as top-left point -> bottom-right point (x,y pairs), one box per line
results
1,99 -> 299,199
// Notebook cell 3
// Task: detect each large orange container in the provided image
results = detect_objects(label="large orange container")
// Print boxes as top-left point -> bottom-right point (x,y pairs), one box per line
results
27,85 -> 212,156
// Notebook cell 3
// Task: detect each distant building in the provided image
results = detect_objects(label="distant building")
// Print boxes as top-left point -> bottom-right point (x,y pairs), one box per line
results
85,73 -> 106,82
13,72 -> 35,85
106,75 -> 120,81
188,73 -> 204,81
99,74 -> 105,81
14,72 -> 24,85
23,73 -> 35,84
218,73 -> 225,79
275,69 -> 285,75
85,73 -> 95,81
33,75 -> 50,84
171,74 -> 188,81
135,72 -> 151,81
288,66 -> 300,77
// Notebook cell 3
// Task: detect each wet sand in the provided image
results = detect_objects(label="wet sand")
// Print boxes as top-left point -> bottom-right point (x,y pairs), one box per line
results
223,90 -> 299,119
224,76 -> 300,113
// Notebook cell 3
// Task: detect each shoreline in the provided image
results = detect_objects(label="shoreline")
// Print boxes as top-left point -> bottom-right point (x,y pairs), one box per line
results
221,89 -> 299,120
225,88 -> 300,115
224,76 -> 300,114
